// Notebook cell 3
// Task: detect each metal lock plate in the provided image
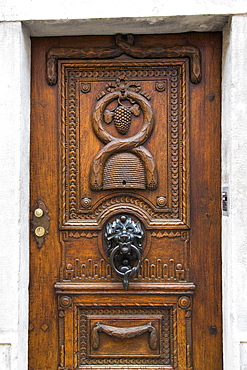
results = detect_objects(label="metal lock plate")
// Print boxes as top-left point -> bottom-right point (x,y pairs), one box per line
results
31,200 -> 50,248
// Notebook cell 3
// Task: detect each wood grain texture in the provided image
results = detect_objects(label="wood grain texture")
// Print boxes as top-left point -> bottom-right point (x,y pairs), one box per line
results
29,33 -> 222,370
46,34 -> 201,85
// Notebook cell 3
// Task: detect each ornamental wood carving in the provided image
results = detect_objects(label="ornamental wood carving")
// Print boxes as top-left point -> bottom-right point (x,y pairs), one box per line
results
58,59 -> 189,228
59,230 -> 190,283
91,321 -> 158,350
90,77 -> 157,191
46,34 -> 201,85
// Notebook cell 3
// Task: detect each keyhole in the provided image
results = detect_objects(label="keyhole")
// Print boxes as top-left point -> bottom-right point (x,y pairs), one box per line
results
122,180 -> 126,185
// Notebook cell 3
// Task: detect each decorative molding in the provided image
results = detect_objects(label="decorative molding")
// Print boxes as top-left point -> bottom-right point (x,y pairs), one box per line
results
40,323 -> 49,332
172,306 -> 178,369
59,60 -> 190,228
62,257 -> 186,283
181,62 -> 189,225
186,307 -> 193,369
46,34 -> 201,85
77,194 -> 171,221
151,230 -> 181,238
170,70 -> 179,219
68,230 -> 98,238
58,308 -> 65,368
78,305 -> 172,366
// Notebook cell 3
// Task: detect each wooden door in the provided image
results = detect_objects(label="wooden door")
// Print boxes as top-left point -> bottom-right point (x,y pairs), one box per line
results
29,33 -> 222,370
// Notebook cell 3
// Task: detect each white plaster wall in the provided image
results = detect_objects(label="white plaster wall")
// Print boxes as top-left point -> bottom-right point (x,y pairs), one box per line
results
0,1 -> 247,369
222,15 -> 247,369
0,22 -> 30,370
0,0 -> 246,21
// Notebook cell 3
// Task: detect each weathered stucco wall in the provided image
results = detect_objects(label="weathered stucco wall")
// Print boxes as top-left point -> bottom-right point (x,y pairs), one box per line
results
0,0 -> 246,21
222,15 -> 247,369
0,1 -> 247,369
0,21 -> 30,370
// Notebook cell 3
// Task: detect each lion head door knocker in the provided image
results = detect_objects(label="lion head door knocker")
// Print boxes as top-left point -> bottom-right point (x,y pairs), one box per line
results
90,77 -> 158,191
105,215 -> 144,290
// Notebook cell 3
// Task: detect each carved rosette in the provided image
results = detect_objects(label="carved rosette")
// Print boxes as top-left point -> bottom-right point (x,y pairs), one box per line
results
60,296 -> 72,309
178,296 -> 191,309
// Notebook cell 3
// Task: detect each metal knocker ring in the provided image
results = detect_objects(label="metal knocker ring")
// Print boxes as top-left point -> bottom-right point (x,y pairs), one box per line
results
110,244 -> 142,290
105,214 -> 144,290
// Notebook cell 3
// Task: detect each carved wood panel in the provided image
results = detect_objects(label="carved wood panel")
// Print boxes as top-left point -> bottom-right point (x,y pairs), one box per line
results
56,298 -> 193,369
59,230 -> 190,284
59,59 -> 190,229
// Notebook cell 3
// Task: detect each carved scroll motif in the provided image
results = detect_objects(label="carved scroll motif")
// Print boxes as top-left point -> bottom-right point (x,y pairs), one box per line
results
46,34 -> 201,85
90,77 -> 158,191
91,321 -> 158,350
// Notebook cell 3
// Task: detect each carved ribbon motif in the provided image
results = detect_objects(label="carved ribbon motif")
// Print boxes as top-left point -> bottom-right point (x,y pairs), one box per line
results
46,34 -> 201,85
90,77 -> 157,191
91,321 -> 158,350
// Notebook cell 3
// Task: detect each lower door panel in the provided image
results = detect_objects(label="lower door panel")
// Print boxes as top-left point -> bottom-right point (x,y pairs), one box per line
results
56,287 -> 194,370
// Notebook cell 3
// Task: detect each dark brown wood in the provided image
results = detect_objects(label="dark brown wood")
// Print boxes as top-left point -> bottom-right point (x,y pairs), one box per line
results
90,78 -> 157,191
91,321 -> 158,350
29,33 -> 222,370
46,34 -> 201,86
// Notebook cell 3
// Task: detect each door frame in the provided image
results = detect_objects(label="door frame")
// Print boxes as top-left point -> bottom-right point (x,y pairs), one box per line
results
2,14 -> 242,369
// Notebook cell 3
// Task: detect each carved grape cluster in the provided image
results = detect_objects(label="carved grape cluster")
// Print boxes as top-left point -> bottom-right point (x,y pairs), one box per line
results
114,105 -> 132,134
104,103 -> 140,135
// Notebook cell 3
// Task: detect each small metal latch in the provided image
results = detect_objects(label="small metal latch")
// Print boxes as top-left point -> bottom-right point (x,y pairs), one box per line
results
209,326 -> 217,335
222,186 -> 229,216
31,200 -> 50,248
